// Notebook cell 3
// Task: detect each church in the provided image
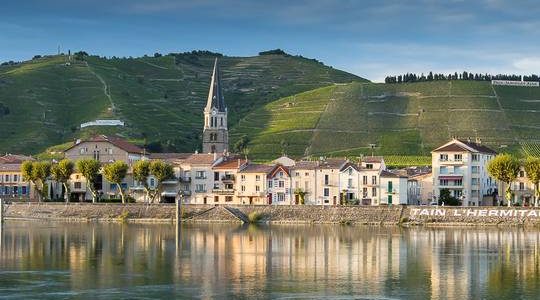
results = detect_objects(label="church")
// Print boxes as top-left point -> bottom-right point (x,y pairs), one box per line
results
202,58 -> 229,154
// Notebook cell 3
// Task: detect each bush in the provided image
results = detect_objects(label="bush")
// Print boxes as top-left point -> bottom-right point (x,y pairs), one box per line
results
248,212 -> 263,223
259,49 -> 288,56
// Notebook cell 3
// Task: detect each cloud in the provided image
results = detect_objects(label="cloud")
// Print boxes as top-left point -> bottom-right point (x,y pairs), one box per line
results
512,57 -> 540,73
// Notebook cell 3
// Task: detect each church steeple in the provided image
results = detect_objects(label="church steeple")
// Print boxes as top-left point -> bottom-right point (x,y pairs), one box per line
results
205,58 -> 226,113
202,58 -> 228,154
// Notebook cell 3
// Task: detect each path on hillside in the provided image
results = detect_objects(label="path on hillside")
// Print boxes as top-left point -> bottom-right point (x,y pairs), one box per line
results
303,89 -> 335,156
140,60 -> 169,70
85,62 -> 116,112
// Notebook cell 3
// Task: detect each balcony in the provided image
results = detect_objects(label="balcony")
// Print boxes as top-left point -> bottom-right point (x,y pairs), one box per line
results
213,188 -> 235,195
221,174 -> 236,183
439,158 -> 467,165
179,176 -> 191,182
194,176 -> 207,180
162,178 -> 179,185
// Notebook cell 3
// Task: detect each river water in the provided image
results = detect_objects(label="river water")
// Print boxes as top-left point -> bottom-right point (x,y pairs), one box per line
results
0,221 -> 539,299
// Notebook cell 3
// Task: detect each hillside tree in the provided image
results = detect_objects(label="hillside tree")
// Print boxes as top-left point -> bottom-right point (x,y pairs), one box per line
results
51,159 -> 74,203
524,157 -> 540,207
76,159 -> 101,203
103,161 -> 129,204
487,154 -> 520,207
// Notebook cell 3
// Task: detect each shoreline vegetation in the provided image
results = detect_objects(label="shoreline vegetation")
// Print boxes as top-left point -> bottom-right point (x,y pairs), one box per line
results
4,203 -> 540,226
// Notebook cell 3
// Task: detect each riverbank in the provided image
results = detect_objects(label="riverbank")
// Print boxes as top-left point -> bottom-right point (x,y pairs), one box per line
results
3,203 -> 540,226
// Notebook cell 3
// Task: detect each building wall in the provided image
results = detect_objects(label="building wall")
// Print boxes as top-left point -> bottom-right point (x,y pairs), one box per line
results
65,141 -> 142,164
237,173 -> 267,205
291,169 -> 317,204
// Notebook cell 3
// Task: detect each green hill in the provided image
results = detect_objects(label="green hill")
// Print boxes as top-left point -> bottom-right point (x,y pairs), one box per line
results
232,80 -> 540,163
0,52 -> 364,154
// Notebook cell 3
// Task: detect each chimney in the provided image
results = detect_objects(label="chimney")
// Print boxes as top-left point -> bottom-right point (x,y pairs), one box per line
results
476,137 -> 481,144
237,159 -> 240,168
213,152 -> 217,161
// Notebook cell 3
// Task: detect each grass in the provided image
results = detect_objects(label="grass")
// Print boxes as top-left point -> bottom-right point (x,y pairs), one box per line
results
0,53 -> 364,155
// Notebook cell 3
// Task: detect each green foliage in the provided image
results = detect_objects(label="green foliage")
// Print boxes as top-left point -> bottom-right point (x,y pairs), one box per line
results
233,134 -> 250,155
438,188 -> 461,206
132,160 -> 150,184
488,154 -> 520,205
76,159 -> 101,202
524,157 -> 540,206
148,160 -> 174,203
21,160 -> 51,201
248,212 -> 264,223
259,49 -> 288,56
51,159 -> 74,202
103,161 -> 129,204
294,188 -> 307,204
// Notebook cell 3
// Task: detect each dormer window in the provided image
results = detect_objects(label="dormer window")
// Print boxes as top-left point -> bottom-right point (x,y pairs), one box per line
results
366,164 -> 373,169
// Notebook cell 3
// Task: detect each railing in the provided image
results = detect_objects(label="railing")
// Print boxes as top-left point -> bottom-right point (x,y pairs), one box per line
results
213,188 -> 235,195
221,175 -> 235,182
194,176 -> 207,180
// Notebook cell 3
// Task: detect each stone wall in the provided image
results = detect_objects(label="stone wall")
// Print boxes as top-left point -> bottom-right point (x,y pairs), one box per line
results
4,203 -> 540,226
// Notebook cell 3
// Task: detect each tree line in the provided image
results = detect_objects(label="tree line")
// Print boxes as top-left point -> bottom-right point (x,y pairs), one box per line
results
385,72 -> 540,84
21,159 -> 174,204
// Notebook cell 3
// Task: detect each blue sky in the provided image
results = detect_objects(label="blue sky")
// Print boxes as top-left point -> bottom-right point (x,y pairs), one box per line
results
2,0 -> 540,82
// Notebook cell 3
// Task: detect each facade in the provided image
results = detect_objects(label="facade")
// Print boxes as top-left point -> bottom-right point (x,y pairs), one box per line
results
237,164 -> 273,205
379,170 -> 408,205
267,164 -> 293,205
0,154 -> 34,200
407,172 -> 433,205
509,166 -> 535,206
358,157 -> 386,205
202,58 -> 229,154
431,138 -> 497,206
211,156 -> 248,204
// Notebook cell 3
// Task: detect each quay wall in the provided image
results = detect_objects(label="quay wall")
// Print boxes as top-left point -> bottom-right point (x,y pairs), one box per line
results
3,203 -> 540,226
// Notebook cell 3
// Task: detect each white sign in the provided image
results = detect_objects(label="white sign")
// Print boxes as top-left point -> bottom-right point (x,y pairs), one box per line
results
411,208 -> 540,218
80,119 -> 125,128
491,80 -> 539,87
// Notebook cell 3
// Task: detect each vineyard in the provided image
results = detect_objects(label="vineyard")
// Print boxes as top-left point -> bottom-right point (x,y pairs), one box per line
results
383,156 -> 431,167
521,143 -> 540,157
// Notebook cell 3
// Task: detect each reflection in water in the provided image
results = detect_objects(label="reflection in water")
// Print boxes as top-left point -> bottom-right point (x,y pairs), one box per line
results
0,221 -> 540,299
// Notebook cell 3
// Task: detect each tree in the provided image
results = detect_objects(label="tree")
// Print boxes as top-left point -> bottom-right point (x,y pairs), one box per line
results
294,188 -> 307,205
233,135 -> 250,156
438,188 -> 461,206
103,161 -> 129,204
149,160 -> 174,203
21,161 -> 51,202
51,159 -> 74,203
524,157 -> 540,207
487,154 -> 520,207
132,160 -> 151,203
76,159 -> 101,203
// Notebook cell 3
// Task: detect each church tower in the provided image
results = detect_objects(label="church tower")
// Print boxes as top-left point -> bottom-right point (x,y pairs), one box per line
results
202,58 -> 228,154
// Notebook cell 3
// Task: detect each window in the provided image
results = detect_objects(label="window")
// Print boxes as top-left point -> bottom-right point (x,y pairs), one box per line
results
195,171 -> 206,179
388,181 -> 393,193
305,172 -> 309,176
388,195 -> 393,204
471,178 -> 479,185
348,168 -> 353,175
13,175 -> 18,182
255,185 -> 260,192
295,172 -> 300,176
363,187 -> 368,198
225,196 -> 233,202
520,182 -> 525,190
279,171 -> 284,177
366,164 -> 373,169
195,184 -> 206,192
241,175 -> 246,181
363,176 -> 368,185
454,179 -> 463,186
5,175 -> 9,182
324,174 -> 329,185
21,186 -> 27,195
372,187 -> 377,197
241,185 -> 245,192
255,175 -> 260,181
268,180 -> 273,188
472,154 -> 479,161
440,179 -> 448,186
440,166 -> 448,174
471,166 -> 479,174
214,196 -> 219,202
225,183 -> 234,190
277,193 -> 285,201
324,188 -> 330,197
220,118 -> 223,127
150,178 -> 155,187
74,182 -> 82,189
454,154 -> 462,161
214,172 -> 219,181
93,150 -> 100,160
371,176 -> 377,185
520,171 -> 525,178
440,154 -> 448,161
347,178 -> 353,188
278,181 -> 284,188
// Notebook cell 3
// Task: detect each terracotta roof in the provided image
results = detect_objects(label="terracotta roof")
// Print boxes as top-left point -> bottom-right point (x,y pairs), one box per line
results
433,139 -> 497,154
65,135 -> 144,154
317,158 -> 348,169
380,170 -> 407,178
149,153 -> 191,161
0,154 -> 34,164
268,164 -> 290,178
340,162 -> 360,172
362,156 -> 384,163
239,163 -> 274,173
213,157 -> 248,170
291,161 -> 318,170
183,153 -> 219,165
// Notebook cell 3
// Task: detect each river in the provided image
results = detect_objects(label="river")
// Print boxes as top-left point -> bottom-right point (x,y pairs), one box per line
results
0,221 -> 539,299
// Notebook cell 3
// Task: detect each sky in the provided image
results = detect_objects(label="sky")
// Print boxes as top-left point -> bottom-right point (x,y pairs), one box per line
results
2,0 -> 540,82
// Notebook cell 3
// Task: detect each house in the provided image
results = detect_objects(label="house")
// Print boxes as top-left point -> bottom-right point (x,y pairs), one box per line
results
267,164 -> 292,205
291,161 -> 319,205
211,156 -> 248,204
358,156 -> 386,205
431,138 -> 497,206
0,154 -> 34,200
509,166 -> 536,206
379,170 -> 408,205
407,172 -> 433,205
339,162 -> 362,204
237,163 -> 273,205
314,159 -> 348,205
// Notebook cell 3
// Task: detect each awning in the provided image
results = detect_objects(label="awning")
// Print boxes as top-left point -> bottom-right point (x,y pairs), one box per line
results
161,191 -> 177,197
439,175 -> 463,180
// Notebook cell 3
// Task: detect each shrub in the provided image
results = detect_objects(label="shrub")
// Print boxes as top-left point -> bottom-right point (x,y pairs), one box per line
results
248,212 -> 263,223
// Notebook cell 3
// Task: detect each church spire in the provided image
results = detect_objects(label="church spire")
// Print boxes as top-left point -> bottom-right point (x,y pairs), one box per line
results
205,58 -> 226,112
